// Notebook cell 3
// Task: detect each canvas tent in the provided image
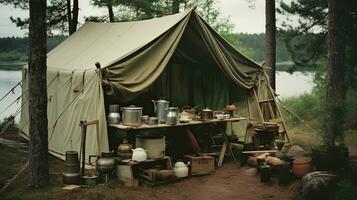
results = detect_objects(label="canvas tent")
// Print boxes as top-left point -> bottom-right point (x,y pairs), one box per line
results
20,8 -> 270,161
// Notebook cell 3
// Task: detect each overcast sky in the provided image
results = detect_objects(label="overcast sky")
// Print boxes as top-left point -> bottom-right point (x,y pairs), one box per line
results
0,0 -> 290,37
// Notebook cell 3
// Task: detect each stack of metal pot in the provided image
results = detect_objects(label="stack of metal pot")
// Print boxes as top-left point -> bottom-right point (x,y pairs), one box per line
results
63,151 -> 80,185
121,105 -> 143,126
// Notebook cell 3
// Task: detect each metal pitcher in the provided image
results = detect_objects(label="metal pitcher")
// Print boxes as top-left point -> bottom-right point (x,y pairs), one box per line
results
166,107 -> 178,125
152,99 -> 169,123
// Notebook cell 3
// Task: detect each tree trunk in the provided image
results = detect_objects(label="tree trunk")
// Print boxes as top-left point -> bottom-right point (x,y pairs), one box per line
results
172,0 -> 180,14
107,2 -> 114,22
28,0 -> 49,187
66,0 -> 72,34
324,0 -> 346,146
69,0 -> 78,34
265,0 -> 276,90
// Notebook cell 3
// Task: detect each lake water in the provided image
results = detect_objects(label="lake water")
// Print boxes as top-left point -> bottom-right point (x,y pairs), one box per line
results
276,71 -> 315,98
0,70 -> 315,121
0,70 -> 22,122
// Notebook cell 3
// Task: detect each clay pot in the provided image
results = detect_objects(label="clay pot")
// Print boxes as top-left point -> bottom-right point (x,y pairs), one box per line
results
118,139 -> 133,153
293,157 -> 313,178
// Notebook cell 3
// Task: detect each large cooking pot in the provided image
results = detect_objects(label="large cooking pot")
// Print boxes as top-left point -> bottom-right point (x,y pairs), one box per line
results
201,108 -> 213,121
121,105 -> 142,126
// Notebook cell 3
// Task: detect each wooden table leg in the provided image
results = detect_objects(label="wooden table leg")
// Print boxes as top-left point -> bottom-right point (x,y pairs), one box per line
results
224,134 -> 239,166
218,142 -> 227,167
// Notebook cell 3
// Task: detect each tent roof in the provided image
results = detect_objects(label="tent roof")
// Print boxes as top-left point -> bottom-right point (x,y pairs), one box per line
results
46,8 -> 263,100
47,11 -> 189,70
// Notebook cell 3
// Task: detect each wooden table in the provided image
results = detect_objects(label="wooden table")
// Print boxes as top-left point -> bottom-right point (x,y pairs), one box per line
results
108,117 -> 247,130
109,117 -> 247,167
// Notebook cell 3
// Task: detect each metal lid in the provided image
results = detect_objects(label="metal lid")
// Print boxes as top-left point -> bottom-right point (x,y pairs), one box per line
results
156,99 -> 169,103
122,105 -> 142,110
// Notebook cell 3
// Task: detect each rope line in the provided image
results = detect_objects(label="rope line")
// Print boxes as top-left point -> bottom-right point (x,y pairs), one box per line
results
0,81 -> 22,102
17,75 -> 74,132
276,97 -> 322,135
17,71 -> 98,140
0,96 -> 21,116
0,74 -> 59,117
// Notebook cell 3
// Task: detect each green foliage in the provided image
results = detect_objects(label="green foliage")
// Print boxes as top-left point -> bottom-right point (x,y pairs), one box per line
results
345,90 -> 357,129
221,32 -> 290,63
283,88 -> 324,129
282,84 -> 357,132
1,0 -> 73,34
189,0 -> 233,33
90,0 -> 234,34
0,36 -> 66,63
91,0 -> 175,22
277,0 -> 328,69
0,116 -> 16,130
0,51 -> 27,62
332,180 -> 357,200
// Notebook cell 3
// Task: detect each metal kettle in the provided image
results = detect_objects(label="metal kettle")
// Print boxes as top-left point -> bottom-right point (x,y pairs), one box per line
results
89,152 -> 115,175
152,99 -> 169,123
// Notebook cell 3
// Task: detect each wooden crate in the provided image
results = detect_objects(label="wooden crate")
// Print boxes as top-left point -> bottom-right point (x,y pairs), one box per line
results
134,157 -> 176,186
184,155 -> 215,176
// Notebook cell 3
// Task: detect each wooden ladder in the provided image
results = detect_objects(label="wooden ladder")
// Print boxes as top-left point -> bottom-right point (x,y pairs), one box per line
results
248,84 -> 290,143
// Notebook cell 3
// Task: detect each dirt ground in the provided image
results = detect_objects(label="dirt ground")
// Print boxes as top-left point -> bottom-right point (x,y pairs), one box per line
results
52,164 -> 299,200
2,127 -> 357,200
1,129 -> 300,200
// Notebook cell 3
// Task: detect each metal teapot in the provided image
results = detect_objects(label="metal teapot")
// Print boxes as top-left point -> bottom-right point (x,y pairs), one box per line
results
152,99 -> 169,123
131,148 -> 147,162
174,161 -> 190,178
89,152 -> 115,175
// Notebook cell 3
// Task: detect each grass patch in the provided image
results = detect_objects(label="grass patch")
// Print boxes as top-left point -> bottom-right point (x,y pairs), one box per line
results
5,186 -> 63,200
345,129 -> 357,146
0,144 -> 27,188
